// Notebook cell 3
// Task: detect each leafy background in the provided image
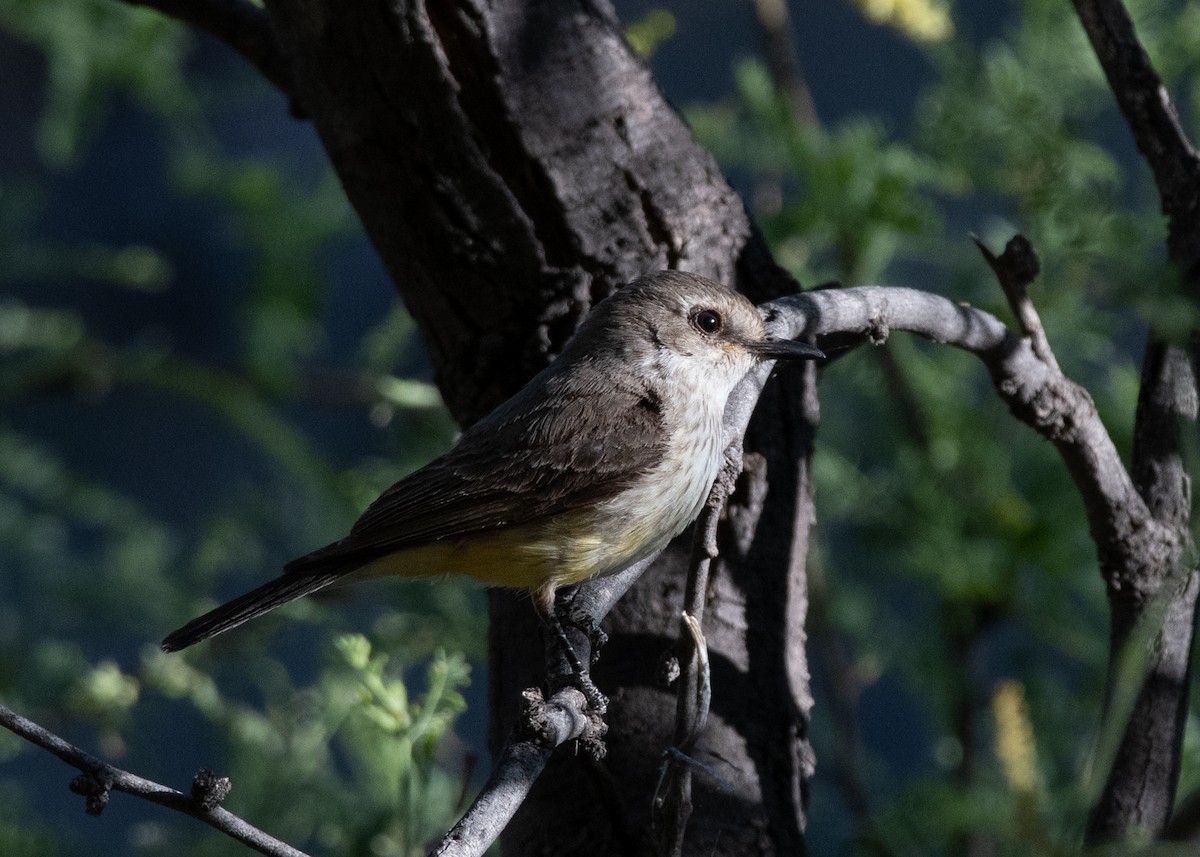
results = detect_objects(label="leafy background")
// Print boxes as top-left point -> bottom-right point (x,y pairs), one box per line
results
1,0 -> 1197,854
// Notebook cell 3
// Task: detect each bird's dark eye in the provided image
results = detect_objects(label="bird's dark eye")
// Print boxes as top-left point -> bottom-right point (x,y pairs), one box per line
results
692,309 -> 723,335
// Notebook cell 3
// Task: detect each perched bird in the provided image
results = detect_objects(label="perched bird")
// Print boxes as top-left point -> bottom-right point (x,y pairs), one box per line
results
162,271 -> 822,699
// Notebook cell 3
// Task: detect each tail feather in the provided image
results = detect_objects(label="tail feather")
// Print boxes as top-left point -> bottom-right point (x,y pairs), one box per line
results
161,569 -> 345,652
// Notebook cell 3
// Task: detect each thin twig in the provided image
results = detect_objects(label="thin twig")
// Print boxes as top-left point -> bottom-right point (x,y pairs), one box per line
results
973,234 -> 1059,373
0,700 -> 308,857
651,454 -> 734,855
676,449 -> 741,744
752,0 -> 819,126
679,614 -> 711,744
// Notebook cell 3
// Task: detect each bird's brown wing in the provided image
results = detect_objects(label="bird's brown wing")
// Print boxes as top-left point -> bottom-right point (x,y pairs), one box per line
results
160,377 -> 666,652
285,376 -> 666,574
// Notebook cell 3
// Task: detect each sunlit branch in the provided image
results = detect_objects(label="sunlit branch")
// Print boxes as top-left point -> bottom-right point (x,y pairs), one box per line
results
427,688 -> 595,857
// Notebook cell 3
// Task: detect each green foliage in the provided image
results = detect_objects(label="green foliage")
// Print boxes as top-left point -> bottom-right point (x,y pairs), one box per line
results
0,4 -> 478,855
0,0 -> 196,166
138,639 -> 471,856
625,9 -> 677,58
0,789 -> 64,857
688,0 -> 1198,853
690,58 -> 948,285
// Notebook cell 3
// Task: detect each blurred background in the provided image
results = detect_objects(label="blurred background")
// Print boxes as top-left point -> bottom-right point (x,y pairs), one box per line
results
1,0 -> 1197,854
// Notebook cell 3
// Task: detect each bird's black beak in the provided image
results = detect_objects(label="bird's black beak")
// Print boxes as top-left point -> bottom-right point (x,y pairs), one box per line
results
748,336 -> 825,361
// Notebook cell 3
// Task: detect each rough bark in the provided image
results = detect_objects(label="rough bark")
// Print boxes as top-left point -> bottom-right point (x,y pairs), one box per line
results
1070,0 -> 1200,840
253,1 -> 815,854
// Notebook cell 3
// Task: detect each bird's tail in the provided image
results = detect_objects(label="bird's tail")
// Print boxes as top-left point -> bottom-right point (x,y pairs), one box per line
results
161,568 -> 346,652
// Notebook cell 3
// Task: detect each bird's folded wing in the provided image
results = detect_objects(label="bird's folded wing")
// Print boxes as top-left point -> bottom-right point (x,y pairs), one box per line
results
286,380 -> 666,574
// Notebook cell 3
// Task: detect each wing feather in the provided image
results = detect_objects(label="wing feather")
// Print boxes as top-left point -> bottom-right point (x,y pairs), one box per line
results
285,372 -> 664,574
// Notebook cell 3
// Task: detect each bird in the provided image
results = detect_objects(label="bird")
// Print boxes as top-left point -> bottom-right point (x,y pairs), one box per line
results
162,271 -> 823,703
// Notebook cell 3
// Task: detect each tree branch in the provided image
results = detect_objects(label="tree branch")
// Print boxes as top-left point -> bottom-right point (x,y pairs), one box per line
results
1085,333 -> 1199,841
1069,1 -> 1200,839
429,688 -> 596,857
752,0 -> 819,126
973,234 -> 1059,373
122,0 -> 297,106
763,282 -> 1180,591
652,454 -> 737,854
0,700 -> 308,857
1071,0 -> 1200,283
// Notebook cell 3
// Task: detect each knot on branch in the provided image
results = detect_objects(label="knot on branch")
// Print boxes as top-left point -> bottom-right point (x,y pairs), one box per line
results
975,233 -> 1060,370
191,767 -> 232,811
1009,372 -> 1100,447
69,769 -> 113,816
1101,517 -> 1188,597
659,653 -> 681,688
580,711 -> 608,761
975,233 -> 1040,288
514,688 -> 556,744
515,687 -> 607,761
866,309 -> 890,345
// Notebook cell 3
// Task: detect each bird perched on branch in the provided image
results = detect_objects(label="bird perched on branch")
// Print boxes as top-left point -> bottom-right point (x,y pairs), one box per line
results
163,270 -> 823,705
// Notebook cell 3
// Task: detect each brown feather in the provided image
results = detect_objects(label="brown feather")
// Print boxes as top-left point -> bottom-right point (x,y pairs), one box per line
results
284,369 -> 665,575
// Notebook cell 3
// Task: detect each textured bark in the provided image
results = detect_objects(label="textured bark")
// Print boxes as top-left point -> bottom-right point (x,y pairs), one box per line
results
1071,0 -> 1200,840
255,1 -> 814,854
1087,338 -> 1198,841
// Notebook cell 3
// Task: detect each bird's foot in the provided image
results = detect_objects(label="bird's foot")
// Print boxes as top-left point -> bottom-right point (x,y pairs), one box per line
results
546,606 -> 608,713
560,595 -> 609,667
571,668 -> 609,715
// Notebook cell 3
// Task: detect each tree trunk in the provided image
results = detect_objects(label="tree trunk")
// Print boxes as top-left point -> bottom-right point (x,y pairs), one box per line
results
259,0 -> 815,853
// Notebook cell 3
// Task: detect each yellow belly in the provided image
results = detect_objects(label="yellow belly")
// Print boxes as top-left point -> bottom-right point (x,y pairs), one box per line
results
351,511 -> 648,593
351,421 -> 722,605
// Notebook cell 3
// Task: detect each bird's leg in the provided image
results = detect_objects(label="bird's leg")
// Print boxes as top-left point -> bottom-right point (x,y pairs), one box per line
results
536,586 -> 608,713
559,588 -> 608,666
546,608 -> 609,713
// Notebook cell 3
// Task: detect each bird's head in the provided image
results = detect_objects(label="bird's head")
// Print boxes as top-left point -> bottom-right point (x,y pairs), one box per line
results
578,271 -> 823,395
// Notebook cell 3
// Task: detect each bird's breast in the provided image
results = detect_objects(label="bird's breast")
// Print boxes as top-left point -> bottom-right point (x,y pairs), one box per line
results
550,395 -> 725,583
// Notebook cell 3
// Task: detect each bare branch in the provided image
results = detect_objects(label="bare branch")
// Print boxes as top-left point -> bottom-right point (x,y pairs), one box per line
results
752,0 -> 819,126
1068,1 -> 1200,838
122,0 -> 297,107
1085,334 -> 1198,841
762,284 -> 1178,590
651,455 -> 733,854
0,700 -> 308,857
1071,0 -> 1200,283
428,688 -> 596,857
973,234 -> 1059,373
1133,340 -> 1198,525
